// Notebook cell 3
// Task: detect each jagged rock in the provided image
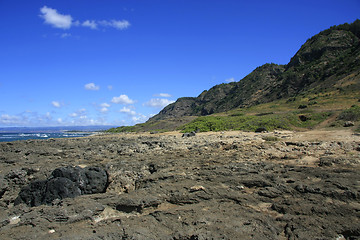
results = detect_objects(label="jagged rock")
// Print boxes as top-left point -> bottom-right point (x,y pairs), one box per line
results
5,169 -> 28,185
52,166 -> 108,194
255,127 -> 268,133
14,180 -> 47,206
43,178 -> 81,205
344,121 -> 355,127
182,131 -> 196,137
1,129 -> 360,239
14,166 -> 108,207
299,115 -> 308,122
0,176 -> 8,198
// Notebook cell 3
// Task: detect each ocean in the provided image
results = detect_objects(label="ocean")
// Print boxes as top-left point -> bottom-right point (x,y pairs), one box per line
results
0,126 -> 114,142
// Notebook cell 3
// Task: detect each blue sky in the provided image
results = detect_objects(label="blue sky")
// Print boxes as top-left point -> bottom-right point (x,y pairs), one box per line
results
0,0 -> 359,127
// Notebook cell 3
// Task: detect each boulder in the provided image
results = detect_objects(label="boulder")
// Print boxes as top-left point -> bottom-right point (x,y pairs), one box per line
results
255,127 -> 268,133
81,167 -> 108,194
43,177 -> 82,205
344,121 -> 355,127
182,132 -> 196,137
0,176 -> 8,198
14,180 -> 47,207
298,115 -> 308,122
51,166 -> 108,194
15,166 -> 108,207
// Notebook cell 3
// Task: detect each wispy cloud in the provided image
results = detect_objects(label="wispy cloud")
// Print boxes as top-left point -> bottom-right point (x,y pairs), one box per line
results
69,108 -> 87,118
98,103 -> 110,113
225,77 -> 236,83
119,106 -> 136,116
61,33 -> 71,38
111,95 -> 135,105
131,114 -> 148,124
144,98 -> 175,108
100,107 -> 109,113
0,114 -> 21,125
98,20 -> 130,30
39,6 -> 73,29
100,103 -> 110,108
0,110 -> 110,127
82,20 -> 97,29
84,83 -> 100,91
0,112 -> 54,127
39,6 -> 130,31
154,93 -> 172,98
51,101 -> 62,108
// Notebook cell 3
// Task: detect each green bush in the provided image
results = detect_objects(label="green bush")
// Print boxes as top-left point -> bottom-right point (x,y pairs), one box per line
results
287,112 -> 332,128
179,114 -> 292,133
338,105 -> 360,121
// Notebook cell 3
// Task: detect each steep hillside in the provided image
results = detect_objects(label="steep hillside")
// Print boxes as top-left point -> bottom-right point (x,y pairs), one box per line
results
149,20 -> 360,122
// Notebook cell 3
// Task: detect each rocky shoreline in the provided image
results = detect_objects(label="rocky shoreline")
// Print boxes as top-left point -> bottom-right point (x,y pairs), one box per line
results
0,130 -> 359,239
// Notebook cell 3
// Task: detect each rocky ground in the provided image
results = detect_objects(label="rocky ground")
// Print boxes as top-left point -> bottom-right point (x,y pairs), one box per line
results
0,130 -> 359,239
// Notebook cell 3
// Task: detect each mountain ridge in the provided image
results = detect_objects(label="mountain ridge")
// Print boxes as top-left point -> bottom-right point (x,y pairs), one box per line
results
149,20 -> 360,122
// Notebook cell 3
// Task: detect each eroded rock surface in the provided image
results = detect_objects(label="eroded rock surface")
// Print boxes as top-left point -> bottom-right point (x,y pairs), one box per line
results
14,166 -> 108,207
0,130 -> 359,239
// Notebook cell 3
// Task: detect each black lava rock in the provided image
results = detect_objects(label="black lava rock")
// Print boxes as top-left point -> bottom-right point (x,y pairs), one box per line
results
255,127 -> 268,133
14,180 -> 47,207
14,166 -> 108,207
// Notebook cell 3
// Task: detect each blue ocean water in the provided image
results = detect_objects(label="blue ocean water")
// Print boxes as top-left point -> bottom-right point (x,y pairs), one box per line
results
0,132 -> 93,142
0,126 -> 113,142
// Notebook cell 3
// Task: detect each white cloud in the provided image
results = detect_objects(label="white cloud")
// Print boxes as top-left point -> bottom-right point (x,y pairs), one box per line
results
51,101 -> 62,108
100,108 -> 108,113
0,114 -> 21,125
39,6 -> 130,32
96,103 -> 110,114
98,20 -> 130,30
131,114 -> 149,124
69,108 -> 86,118
119,107 -> 136,116
39,6 -> 73,29
84,83 -> 100,91
0,110 -> 113,127
61,33 -> 71,38
111,20 -> 131,30
225,77 -> 236,83
0,112 -> 55,127
154,93 -> 172,98
144,98 -> 175,108
100,103 -> 110,108
111,95 -> 135,104
82,20 -> 97,29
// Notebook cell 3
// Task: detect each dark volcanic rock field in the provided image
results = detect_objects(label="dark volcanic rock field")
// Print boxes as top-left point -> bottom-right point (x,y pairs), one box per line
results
0,131 -> 359,239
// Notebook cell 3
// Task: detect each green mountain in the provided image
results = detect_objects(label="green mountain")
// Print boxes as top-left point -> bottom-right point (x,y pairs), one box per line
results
150,20 -> 360,121
108,20 -> 360,133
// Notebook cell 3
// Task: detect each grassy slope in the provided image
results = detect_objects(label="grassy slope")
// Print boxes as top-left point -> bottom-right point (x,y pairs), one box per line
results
106,90 -> 360,133
179,89 -> 360,133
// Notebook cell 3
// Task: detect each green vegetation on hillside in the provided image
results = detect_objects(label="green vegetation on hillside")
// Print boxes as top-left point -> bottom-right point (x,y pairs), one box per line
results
337,105 -> 360,121
179,110 -> 333,133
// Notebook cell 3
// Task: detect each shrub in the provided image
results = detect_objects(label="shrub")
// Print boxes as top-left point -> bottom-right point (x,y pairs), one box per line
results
180,114 -> 292,133
337,105 -> 360,121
